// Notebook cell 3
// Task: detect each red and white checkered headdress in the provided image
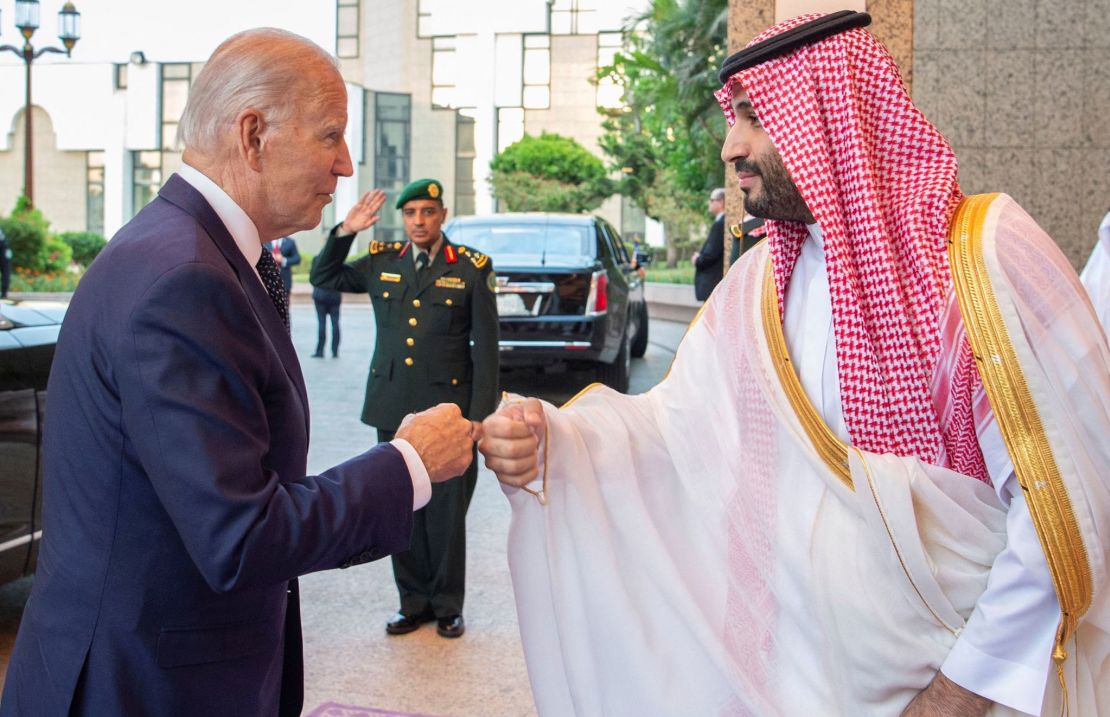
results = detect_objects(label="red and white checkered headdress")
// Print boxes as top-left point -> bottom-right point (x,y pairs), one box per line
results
717,14 -> 988,480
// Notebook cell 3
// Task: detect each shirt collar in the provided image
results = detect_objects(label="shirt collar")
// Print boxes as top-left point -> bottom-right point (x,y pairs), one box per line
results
413,235 -> 445,266
178,163 -> 263,270
806,222 -> 824,249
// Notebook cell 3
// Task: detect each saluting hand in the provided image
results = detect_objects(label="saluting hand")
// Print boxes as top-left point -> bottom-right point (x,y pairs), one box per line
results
396,403 -> 480,483
478,398 -> 545,488
339,189 -> 387,235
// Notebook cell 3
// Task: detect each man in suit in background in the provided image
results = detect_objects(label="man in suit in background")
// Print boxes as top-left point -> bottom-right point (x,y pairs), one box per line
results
270,235 -> 301,303
693,187 -> 726,301
0,28 -> 477,717
312,179 -> 499,639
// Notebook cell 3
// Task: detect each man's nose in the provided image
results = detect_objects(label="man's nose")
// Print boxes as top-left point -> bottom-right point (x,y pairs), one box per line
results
721,123 -> 747,164
335,138 -> 354,177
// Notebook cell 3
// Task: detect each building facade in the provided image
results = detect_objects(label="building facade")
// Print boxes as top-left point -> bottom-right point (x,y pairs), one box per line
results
0,0 -> 655,258
726,0 -> 1110,268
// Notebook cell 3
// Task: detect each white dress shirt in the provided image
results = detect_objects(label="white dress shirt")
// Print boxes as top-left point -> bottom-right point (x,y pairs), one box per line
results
176,165 -> 432,510
783,223 -> 1057,714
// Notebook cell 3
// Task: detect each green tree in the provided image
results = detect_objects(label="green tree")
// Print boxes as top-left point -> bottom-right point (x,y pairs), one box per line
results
490,132 -> 614,213
597,0 -> 729,266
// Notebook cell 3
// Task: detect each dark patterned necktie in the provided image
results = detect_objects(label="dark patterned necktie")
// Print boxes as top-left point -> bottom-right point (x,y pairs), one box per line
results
415,251 -> 429,275
256,249 -> 290,333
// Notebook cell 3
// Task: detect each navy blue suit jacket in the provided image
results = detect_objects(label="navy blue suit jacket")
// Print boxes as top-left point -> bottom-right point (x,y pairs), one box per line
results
272,236 -> 301,292
0,175 -> 414,716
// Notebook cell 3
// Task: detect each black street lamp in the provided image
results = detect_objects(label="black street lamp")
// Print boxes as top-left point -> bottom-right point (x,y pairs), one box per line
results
0,0 -> 81,208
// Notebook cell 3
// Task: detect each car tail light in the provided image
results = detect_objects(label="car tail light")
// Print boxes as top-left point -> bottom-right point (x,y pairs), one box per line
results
585,270 -> 607,316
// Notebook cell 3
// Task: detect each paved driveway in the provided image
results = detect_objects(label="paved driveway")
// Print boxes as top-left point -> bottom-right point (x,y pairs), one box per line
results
0,302 -> 688,716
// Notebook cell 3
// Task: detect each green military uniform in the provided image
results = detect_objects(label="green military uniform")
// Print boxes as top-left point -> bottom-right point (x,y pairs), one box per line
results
310,179 -> 498,624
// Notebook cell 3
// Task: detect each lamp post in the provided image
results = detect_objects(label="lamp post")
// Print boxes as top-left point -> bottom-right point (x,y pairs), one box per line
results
0,0 -> 81,208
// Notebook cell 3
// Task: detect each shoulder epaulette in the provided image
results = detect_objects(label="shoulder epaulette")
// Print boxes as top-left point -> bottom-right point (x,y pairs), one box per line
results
455,245 -> 489,269
369,240 -> 405,255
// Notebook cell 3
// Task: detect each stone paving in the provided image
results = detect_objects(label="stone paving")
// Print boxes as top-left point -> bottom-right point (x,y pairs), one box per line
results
0,301 -> 688,716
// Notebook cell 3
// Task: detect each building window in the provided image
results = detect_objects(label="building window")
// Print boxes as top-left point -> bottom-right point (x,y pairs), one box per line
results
522,34 -> 550,110
431,36 -> 457,108
113,63 -> 127,90
160,63 -> 192,151
375,93 -> 411,244
550,0 -> 597,35
132,150 -> 162,218
337,0 -> 359,58
497,107 -> 525,153
597,31 -> 623,109
86,151 -> 105,235
455,109 -> 476,217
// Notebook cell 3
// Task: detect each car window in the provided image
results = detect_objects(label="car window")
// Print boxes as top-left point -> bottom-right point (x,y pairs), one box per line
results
605,223 -> 630,264
595,223 -> 621,265
450,223 -> 593,260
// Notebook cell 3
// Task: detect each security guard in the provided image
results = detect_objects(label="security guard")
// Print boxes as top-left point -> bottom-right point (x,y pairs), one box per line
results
310,179 -> 498,639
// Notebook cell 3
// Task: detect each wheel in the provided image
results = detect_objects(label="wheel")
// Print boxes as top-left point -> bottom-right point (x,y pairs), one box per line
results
629,302 -> 649,358
596,331 -> 631,393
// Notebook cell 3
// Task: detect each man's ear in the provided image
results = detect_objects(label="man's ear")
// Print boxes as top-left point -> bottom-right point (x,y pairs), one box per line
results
235,108 -> 266,171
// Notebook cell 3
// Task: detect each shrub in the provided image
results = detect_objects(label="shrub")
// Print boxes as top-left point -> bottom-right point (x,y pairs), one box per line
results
41,236 -> 73,274
293,252 -> 313,276
10,267 -> 82,292
59,231 -> 107,267
490,133 -> 614,213
0,215 -> 48,272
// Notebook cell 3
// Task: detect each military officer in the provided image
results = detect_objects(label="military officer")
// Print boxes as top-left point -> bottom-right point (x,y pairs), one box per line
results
310,179 -> 498,639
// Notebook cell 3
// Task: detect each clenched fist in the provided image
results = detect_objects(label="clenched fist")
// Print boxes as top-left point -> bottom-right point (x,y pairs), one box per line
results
478,398 -> 545,487
396,403 -> 480,483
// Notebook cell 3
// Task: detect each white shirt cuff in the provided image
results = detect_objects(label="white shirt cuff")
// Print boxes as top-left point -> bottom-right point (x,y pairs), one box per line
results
941,637 -> 1050,715
390,438 -> 431,510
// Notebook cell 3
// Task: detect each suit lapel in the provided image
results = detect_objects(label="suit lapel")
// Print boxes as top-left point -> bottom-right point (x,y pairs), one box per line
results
158,175 -> 310,433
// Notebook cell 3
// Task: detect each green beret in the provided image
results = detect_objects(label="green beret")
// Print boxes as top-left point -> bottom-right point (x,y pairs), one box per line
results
395,178 -> 445,208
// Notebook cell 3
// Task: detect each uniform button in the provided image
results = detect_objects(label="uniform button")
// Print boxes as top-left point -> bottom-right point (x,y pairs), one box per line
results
406,338 -> 415,347
445,298 -> 453,306
451,378 -> 459,386
383,291 -> 390,299
408,317 -> 418,327
404,357 -> 414,366
413,299 -> 421,308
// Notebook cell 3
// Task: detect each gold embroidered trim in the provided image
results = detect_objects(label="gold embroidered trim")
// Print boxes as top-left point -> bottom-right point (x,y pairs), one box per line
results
561,382 -> 604,409
948,193 -> 1092,671
761,261 -> 852,488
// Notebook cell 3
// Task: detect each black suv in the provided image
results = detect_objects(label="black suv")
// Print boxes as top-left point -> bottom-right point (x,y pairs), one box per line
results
446,213 -> 648,392
0,299 -> 64,586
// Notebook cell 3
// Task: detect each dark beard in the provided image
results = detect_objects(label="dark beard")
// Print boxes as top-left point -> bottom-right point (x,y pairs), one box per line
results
735,156 -> 812,223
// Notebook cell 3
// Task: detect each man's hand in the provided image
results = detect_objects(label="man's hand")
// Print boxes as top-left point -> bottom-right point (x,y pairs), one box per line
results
396,403 -> 480,483
901,672 -> 990,717
339,189 -> 387,235
692,251 -> 701,264
478,399 -> 545,487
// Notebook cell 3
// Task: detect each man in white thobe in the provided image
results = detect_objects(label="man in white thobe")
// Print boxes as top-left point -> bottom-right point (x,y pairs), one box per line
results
479,11 -> 1110,717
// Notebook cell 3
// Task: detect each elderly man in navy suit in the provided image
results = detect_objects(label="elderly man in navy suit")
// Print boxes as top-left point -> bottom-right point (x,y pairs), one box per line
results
0,28 -> 478,717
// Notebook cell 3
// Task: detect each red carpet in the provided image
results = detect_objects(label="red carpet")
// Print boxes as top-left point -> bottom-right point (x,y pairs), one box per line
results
305,703 -> 450,717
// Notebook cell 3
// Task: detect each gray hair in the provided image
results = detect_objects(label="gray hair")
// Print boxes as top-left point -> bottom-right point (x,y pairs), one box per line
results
710,187 -> 726,202
178,28 -> 339,154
